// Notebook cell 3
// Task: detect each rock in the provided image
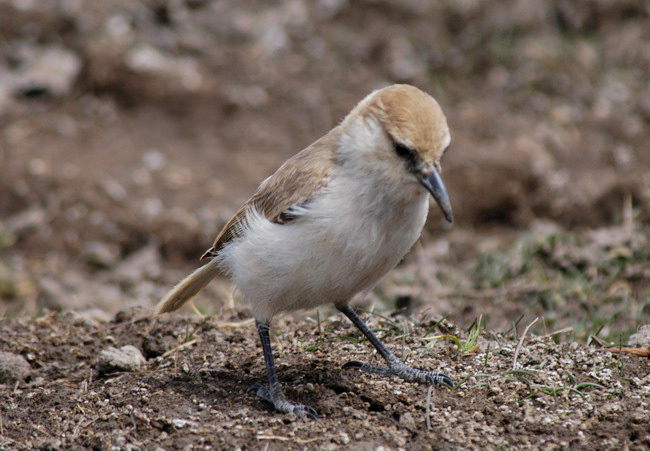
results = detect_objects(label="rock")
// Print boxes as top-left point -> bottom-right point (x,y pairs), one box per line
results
4,207 -> 47,236
125,44 -> 204,92
100,179 -> 127,203
628,325 -> 650,348
97,345 -> 146,375
142,151 -> 167,172
84,241 -> 120,268
171,418 -> 199,429
0,351 -> 31,383
399,411 -> 417,431
69,309 -> 112,326
11,45 -> 82,97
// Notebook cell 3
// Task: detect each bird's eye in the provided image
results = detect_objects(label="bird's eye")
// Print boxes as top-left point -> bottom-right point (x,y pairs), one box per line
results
394,142 -> 412,158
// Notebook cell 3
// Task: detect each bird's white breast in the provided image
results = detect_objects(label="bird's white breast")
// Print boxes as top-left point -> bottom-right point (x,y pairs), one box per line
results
217,170 -> 430,322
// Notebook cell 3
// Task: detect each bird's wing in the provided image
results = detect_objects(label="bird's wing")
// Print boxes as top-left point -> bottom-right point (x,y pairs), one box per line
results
201,127 -> 341,260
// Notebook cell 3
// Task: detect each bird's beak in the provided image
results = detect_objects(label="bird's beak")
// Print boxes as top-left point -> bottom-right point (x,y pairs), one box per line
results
419,169 -> 453,223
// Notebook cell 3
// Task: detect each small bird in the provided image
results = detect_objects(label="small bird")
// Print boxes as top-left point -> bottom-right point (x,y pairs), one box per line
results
156,84 -> 454,419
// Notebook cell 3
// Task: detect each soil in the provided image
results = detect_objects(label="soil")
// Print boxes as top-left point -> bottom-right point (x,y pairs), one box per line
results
1,308 -> 648,450
1,0 -> 649,449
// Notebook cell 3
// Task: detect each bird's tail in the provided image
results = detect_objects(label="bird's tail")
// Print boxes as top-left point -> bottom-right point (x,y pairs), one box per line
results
155,258 -> 221,314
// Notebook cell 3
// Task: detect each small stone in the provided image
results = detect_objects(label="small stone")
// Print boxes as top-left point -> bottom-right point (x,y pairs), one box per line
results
4,207 -> 47,236
142,151 -> 167,171
628,325 -> 650,348
84,241 -> 120,268
0,351 -> 31,383
172,418 -> 198,428
97,345 -> 146,375
100,179 -> 127,202
125,44 -> 204,91
335,432 -> 350,445
399,411 -> 417,431
12,45 -> 82,97
70,309 -> 112,325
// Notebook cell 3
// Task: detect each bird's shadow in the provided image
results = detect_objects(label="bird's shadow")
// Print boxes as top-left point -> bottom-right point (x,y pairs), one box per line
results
145,358 -> 373,417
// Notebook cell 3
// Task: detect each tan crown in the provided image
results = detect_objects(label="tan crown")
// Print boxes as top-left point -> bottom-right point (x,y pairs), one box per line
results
359,84 -> 450,167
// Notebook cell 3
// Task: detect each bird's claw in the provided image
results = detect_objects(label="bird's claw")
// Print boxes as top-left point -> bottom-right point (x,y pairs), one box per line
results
250,383 -> 318,420
342,360 -> 454,388
341,360 -> 364,370
425,372 -> 454,388
292,404 -> 319,420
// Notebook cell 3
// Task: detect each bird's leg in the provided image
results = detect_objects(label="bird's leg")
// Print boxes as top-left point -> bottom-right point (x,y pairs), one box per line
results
338,305 -> 453,387
251,320 -> 318,419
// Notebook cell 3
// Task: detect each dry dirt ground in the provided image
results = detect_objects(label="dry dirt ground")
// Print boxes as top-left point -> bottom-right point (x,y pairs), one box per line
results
0,308 -> 649,450
1,0 -> 649,449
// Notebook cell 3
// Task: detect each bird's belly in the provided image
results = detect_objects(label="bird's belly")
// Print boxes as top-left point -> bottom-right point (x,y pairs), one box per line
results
218,196 -> 429,321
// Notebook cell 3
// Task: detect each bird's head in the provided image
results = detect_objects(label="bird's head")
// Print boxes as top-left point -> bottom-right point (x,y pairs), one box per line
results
340,84 -> 453,223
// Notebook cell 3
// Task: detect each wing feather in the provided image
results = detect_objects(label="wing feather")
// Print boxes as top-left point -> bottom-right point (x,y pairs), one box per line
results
200,127 -> 341,260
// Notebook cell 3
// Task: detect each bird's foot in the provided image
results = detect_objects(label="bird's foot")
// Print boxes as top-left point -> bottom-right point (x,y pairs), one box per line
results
251,383 -> 318,420
342,360 -> 454,387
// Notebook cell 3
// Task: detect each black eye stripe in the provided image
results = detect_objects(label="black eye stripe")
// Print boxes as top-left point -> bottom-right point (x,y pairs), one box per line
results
393,141 -> 420,173
394,142 -> 412,158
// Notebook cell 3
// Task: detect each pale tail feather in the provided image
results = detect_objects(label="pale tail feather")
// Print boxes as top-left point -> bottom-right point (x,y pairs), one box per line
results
155,258 -> 221,314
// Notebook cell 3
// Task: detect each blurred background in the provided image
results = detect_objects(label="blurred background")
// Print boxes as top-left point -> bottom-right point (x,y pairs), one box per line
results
1,0 -> 648,340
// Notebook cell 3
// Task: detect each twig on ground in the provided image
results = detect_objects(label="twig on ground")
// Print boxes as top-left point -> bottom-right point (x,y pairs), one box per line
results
425,385 -> 433,431
216,318 -> 255,328
542,327 -> 573,339
597,347 -> 650,357
505,314 -> 525,338
512,317 -> 539,370
257,434 -> 319,444
161,339 -> 198,358
317,308 -> 322,337
588,335 -> 609,347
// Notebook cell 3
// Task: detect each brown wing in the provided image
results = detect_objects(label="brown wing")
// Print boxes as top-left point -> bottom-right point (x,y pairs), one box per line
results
200,127 -> 341,260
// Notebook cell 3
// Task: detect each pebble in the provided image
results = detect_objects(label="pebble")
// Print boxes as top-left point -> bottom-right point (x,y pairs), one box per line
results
172,418 -> 198,429
4,208 -> 47,236
97,345 -> 146,375
11,45 -> 82,97
84,241 -> 120,268
0,351 -> 31,383
399,411 -> 417,431
628,324 -> 650,348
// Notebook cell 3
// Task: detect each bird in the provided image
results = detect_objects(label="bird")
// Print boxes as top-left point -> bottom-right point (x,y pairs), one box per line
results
155,84 -> 454,420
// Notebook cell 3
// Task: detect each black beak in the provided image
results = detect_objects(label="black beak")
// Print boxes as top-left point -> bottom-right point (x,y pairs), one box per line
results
419,169 -> 453,223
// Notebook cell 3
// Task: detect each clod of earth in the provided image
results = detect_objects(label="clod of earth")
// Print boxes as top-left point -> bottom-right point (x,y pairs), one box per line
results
628,325 -> 650,349
96,345 -> 147,375
0,351 -> 31,383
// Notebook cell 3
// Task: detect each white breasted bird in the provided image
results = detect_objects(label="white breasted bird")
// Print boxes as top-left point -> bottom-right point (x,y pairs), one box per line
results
156,84 -> 454,419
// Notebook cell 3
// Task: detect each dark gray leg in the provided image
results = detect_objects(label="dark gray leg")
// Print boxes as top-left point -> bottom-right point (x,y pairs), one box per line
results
251,321 -> 318,419
338,305 -> 453,387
